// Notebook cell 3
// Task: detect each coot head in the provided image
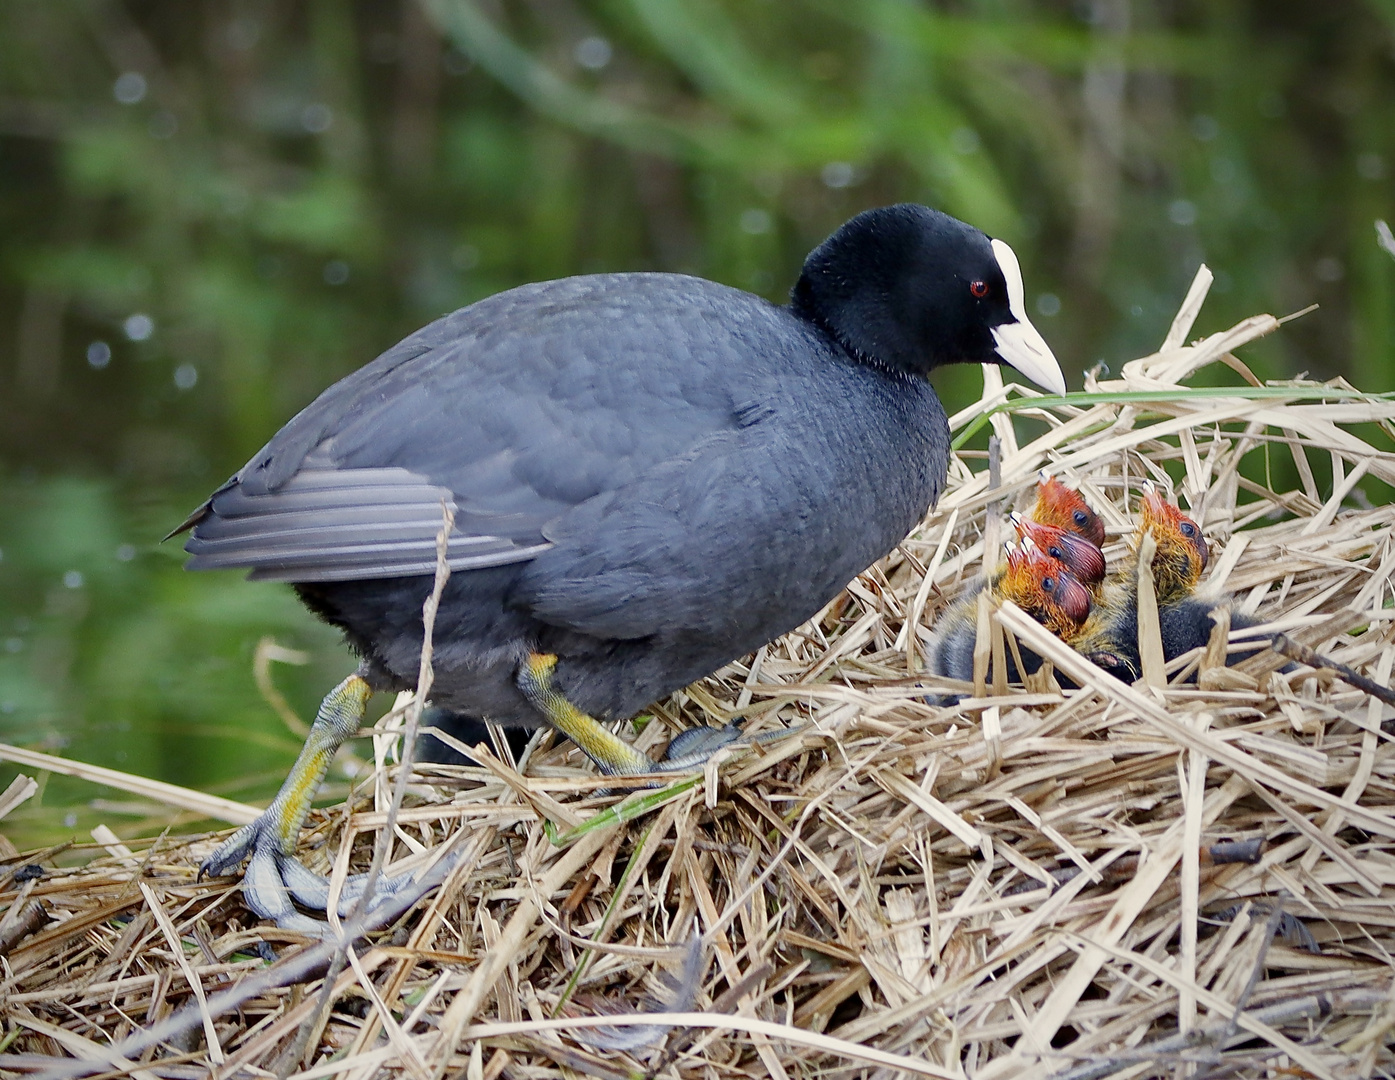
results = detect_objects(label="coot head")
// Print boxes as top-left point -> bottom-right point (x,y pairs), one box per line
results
791,203 -> 1064,394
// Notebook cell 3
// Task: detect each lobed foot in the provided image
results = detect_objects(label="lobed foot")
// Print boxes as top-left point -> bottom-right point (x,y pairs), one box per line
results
201,814 -> 416,938
197,671 -> 387,936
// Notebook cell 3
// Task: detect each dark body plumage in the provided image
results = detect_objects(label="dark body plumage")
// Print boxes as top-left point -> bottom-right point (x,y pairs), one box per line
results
178,204 -> 1067,932
186,274 -> 948,728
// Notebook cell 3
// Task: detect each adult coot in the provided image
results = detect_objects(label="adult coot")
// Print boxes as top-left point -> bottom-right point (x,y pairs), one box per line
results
177,204 -> 1063,929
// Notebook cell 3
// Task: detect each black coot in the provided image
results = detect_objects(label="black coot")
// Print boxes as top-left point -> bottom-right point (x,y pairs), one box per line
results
177,203 -> 1063,931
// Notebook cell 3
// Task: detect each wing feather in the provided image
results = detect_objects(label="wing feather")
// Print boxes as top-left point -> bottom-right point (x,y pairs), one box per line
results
185,467 -> 551,582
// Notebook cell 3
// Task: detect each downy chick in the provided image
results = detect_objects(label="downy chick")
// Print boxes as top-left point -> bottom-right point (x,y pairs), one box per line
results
927,540 -> 1092,694
1030,473 -> 1106,548
1072,487 -> 1213,680
1011,514 -> 1106,596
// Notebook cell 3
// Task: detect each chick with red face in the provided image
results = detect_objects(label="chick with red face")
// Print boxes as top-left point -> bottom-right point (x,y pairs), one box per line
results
1139,487 -> 1208,601
927,541 -> 1092,697
1011,513 -> 1106,594
1072,486 -> 1260,681
1030,474 -> 1106,548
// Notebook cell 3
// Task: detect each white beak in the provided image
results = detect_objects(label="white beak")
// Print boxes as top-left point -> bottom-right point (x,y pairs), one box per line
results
988,239 -> 1067,396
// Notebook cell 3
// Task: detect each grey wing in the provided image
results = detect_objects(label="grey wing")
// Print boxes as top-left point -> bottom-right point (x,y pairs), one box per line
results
183,465 -> 554,582
179,275 -> 771,583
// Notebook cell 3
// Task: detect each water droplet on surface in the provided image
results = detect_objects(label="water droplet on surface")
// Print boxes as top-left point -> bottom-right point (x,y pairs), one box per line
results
739,209 -> 772,235
1168,199 -> 1197,227
1190,114 -> 1219,141
820,162 -> 855,189
300,103 -> 333,133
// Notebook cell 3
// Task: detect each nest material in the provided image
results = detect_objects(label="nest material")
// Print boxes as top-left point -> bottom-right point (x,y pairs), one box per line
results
3,267 -> 1395,1079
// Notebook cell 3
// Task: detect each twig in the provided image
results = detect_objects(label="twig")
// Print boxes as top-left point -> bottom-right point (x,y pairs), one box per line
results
252,636 -> 311,738
1271,632 -> 1395,710
1049,987 -> 1382,1080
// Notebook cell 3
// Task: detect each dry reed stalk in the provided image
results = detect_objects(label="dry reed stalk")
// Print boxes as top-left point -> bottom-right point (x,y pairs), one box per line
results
3,264 -> 1395,1079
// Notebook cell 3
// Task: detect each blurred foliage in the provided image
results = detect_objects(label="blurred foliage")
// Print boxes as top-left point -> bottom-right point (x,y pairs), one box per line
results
0,0 -> 1393,848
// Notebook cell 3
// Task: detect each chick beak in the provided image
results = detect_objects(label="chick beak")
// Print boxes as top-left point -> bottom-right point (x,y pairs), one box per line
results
988,238 -> 1067,397
1053,530 -> 1107,585
1059,574 -> 1092,624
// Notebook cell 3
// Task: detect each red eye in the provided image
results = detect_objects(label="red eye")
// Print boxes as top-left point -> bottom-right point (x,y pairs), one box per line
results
970,280 -> 989,298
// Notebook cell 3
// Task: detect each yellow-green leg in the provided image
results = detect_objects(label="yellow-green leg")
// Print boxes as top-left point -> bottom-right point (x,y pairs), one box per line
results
516,653 -> 743,776
201,672 -> 374,933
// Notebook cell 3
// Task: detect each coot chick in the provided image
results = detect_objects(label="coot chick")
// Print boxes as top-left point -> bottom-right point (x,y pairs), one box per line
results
1010,514 -> 1106,592
175,204 -> 1062,930
1073,487 -> 1211,680
927,540 -> 1092,694
1030,474 -> 1106,549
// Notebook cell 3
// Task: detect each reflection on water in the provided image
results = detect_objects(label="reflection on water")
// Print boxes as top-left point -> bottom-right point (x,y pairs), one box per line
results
0,472 -> 350,847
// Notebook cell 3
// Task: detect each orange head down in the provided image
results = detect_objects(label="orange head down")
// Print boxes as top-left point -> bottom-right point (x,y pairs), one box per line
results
1139,487 -> 1208,600
1011,514 -> 1106,585
1031,474 -> 1106,548
997,541 -> 1093,637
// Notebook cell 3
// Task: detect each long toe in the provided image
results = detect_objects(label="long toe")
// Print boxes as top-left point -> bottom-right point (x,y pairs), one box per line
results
660,723 -> 745,770
293,862 -> 421,917
207,816 -> 339,936
199,822 -> 258,880
241,843 -> 331,937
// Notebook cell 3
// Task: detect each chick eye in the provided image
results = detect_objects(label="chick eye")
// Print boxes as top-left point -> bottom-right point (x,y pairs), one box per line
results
1180,522 -> 1196,537
969,280 -> 989,298
1041,576 -> 1055,592
1073,510 -> 1089,527
1048,545 -> 1064,561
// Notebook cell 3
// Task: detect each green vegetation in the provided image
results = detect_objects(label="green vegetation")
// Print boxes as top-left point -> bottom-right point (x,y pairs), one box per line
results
1,0 -> 1392,848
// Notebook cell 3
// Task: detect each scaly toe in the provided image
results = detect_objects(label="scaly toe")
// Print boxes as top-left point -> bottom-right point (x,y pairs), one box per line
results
204,816 -> 340,935
280,856 -> 418,916
660,722 -> 745,770
199,822 -> 259,881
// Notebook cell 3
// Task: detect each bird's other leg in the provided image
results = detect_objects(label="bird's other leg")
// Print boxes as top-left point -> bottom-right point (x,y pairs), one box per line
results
516,653 -> 742,777
200,669 -> 406,935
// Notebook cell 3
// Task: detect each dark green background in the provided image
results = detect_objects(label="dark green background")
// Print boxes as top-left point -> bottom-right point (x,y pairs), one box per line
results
2,0 -> 1393,848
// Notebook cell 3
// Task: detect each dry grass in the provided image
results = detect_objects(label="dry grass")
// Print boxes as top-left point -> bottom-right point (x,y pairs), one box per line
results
3,266 -> 1395,1080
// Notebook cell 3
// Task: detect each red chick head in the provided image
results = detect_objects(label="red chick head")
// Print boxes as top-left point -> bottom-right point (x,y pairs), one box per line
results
1011,513 -> 1106,585
1139,486 -> 1208,599
999,541 -> 1093,636
1031,474 -> 1106,548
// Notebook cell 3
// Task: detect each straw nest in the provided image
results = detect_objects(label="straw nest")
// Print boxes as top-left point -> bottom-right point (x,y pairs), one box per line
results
3,266 -> 1395,1080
